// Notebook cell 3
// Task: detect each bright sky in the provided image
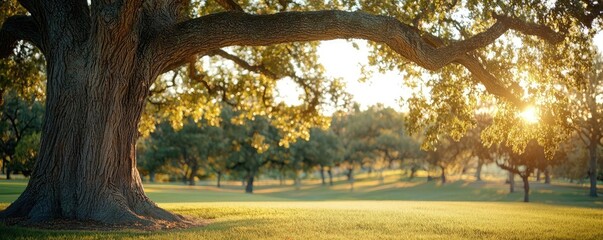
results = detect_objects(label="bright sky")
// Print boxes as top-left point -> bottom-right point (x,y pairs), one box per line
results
277,33 -> 603,114
276,39 -> 408,112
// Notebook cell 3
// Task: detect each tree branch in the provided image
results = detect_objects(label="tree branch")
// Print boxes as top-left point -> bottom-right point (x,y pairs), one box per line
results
16,0 -> 43,17
0,15 -> 44,58
208,49 -> 277,79
153,10 -> 563,106
492,14 -> 564,43
214,0 -> 244,12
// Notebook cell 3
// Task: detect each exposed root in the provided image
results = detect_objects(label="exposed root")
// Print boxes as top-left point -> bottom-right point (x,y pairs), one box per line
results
1,193 -> 205,231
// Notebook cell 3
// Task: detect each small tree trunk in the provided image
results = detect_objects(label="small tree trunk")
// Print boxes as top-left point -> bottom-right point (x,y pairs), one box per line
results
588,141 -> 598,197
509,171 -> 515,193
522,175 -> 530,202
544,166 -> 551,184
245,172 -> 255,194
378,168 -> 384,185
410,167 -> 417,180
536,169 -> 541,182
5,165 -> 11,180
348,168 -> 354,192
188,163 -> 198,186
279,172 -> 284,186
475,160 -> 483,181
320,165 -> 326,186
149,171 -> 156,183
217,172 -> 222,188
440,166 -> 446,184
346,168 -> 353,181
294,170 -> 301,190
327,167 -> 333,186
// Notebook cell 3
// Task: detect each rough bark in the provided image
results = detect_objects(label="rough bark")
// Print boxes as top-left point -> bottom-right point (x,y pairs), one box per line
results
0,1 -> 186,226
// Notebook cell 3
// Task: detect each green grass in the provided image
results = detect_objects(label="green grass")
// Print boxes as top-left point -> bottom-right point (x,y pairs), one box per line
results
1,173 -> 602,239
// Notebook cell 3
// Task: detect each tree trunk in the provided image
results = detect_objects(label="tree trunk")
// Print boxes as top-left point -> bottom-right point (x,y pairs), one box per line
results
440,165 -> 446,184
588,141 -> 598,197
5,164 -> 11,180
410,167 -> 417,180
348,168 -> 354,192
536,169 -> 541,182
522,175 -> 530,202
327,167 -> 333,186
0,37 -> 183,226
149,171 -> 156,183
544,166 -> 551,184
346,168 -> 353,181
320,165 -> 326,186
188,162 -> 198,186
475,160 -> 483,181
245,171 -> 255,194
509,171 -> 515,193
217,172 -> 222,188
279,172 -> 284,186
294,170 -> 301,190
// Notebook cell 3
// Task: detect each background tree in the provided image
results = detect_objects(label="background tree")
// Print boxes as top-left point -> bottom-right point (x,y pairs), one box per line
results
11,131 -> 40,177
0,91 -> 43,179
567,51 -> 603,197
494,141 -> 546,202
425,136 -> 470,184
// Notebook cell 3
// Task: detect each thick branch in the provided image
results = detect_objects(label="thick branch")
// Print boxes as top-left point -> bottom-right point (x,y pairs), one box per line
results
153,10 -> 563,105
0,15 -> 44,58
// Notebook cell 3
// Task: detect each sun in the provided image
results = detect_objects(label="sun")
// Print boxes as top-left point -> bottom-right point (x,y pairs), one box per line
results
519,106 -> 539,124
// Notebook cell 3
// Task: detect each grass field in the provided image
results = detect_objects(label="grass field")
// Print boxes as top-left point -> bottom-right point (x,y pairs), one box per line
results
1,172 -> 602,239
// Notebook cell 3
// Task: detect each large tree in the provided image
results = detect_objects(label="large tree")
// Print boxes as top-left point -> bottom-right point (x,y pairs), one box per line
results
569,51 -> 603,197
0,0 -> 596,227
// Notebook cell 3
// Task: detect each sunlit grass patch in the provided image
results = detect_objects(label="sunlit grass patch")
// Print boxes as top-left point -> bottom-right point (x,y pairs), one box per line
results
2,201 -> 602,239
1,176 -> 602,239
